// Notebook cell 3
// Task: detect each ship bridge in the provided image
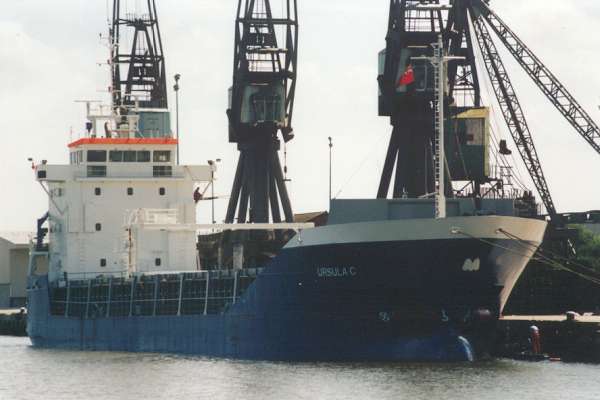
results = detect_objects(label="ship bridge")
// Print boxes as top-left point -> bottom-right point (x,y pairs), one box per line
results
32,101 -> 216,282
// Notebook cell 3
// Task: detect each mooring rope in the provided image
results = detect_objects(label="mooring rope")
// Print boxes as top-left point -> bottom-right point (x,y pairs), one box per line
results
453,227 -> 600,287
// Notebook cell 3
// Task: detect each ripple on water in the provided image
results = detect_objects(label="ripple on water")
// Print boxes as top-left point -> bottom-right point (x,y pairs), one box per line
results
1,336 -> 598,400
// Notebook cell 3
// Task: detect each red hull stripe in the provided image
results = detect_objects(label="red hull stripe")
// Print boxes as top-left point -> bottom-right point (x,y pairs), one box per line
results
68,138 -> 178,148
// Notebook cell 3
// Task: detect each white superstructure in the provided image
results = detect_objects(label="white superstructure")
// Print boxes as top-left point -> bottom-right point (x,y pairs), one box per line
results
34,107 -> 214,281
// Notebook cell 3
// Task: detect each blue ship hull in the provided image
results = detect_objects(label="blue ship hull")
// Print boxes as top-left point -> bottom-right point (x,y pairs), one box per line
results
28,216 -> 546,362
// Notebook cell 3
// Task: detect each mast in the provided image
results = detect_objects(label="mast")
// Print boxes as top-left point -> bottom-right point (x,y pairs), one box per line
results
413,35 -> 465,219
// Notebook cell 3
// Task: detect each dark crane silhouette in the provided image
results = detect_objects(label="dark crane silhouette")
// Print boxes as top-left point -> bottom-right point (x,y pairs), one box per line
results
377,0 -> 600,227
225,0 -> 298,224
110,0 -> 167,111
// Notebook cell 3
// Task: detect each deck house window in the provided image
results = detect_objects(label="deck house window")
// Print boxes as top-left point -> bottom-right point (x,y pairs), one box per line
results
153,166 -> 173,177
87,166 -> 107,177
87,150 -> 107,162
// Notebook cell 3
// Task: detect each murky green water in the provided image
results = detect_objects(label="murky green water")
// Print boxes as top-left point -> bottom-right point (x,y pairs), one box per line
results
1,336 -> 598,400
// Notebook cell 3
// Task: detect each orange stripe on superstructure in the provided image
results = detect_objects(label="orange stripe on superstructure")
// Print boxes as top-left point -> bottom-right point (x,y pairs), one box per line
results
68,138 -> 179,148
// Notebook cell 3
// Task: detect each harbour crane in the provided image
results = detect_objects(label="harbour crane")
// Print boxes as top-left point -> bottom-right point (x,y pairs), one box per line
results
110,0 -> 168,111
225,0 -> 299,224
377,0 -> 600,227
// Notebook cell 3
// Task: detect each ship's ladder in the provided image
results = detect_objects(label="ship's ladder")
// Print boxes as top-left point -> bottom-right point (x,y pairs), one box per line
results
433,45 -> 442,199
78,232 -> 86,272
121,226 -> 136,274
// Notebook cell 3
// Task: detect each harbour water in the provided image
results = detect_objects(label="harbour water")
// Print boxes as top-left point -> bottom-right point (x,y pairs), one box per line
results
1,336 -> 599,400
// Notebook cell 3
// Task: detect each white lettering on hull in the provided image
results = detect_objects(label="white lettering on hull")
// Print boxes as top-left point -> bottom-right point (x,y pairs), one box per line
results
316,266 -> 358,278
462,258 -> 481,272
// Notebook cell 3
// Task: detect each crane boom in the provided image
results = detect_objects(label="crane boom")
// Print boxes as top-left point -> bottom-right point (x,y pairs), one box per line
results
471,13 -> 557,219
475,1 -> 600,156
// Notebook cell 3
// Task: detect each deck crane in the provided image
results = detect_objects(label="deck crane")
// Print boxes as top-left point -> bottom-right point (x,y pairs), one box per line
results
225,0 -> 298,224
377,0 -> 600,228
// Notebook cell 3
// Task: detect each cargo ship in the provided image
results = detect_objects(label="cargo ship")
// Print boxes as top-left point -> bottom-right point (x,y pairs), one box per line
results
25,114 -> 547,361
26,0 -> 549,362
26,153 -> 546,362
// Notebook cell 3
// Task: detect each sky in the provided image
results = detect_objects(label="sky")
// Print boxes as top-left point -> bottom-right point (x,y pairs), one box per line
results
1,0 -> 600,231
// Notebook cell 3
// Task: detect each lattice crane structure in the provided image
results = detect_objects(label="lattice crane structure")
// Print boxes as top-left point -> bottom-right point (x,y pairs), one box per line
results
110,0 -> 168,112
377,0 -> 600,225
225,0 -> 298,224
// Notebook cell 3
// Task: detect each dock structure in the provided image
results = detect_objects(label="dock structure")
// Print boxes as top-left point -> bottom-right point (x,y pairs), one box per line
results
498,314 -> 600,362
502,315 -> 600,324
0,309 -> 26,336
0,308 -> 22,316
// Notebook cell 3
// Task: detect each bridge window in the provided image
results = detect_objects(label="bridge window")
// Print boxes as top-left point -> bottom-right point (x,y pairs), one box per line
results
123,151 -> 137,162
87,150 -> 107,162
109,150 -> 124,162
153,151 -> 171,162
119,150 -> 150,162
137,151 -> 151,162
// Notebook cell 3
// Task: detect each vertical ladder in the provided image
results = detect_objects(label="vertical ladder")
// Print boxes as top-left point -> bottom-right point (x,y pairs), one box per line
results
78,233 -> 86,275
433,36 -> 447,219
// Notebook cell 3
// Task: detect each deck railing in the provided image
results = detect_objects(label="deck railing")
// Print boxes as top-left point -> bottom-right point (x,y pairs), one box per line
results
49,269 -> 263,319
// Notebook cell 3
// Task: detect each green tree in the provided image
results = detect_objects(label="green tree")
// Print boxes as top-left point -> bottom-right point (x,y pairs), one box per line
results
572,226 -> 600,271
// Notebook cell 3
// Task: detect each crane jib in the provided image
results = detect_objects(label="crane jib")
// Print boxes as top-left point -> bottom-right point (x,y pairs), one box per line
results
474,0 -> 600,157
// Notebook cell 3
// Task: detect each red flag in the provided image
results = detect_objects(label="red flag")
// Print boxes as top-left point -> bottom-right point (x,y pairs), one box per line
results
397,66 -> 415,87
